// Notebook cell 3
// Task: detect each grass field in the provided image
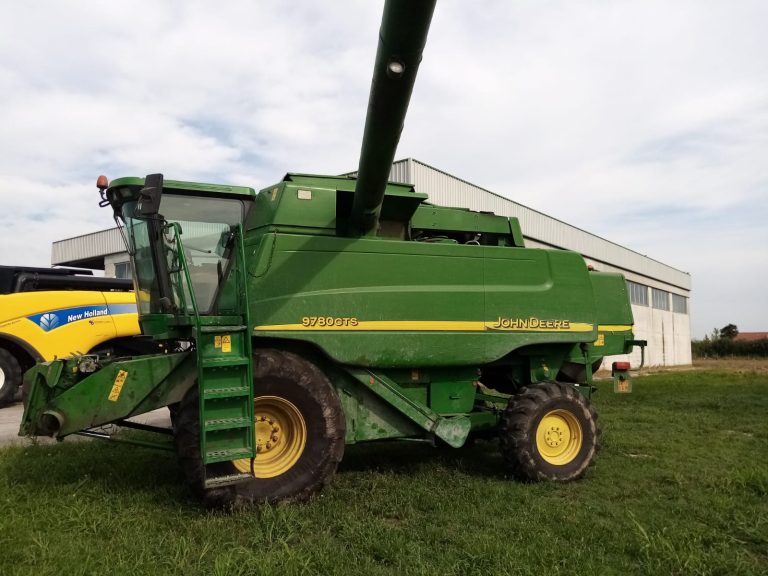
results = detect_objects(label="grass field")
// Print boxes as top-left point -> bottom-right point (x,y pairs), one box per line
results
1,365 -> 767,575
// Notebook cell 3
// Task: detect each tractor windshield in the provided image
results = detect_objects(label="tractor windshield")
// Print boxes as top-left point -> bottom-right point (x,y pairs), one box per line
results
121,194 -> 246,315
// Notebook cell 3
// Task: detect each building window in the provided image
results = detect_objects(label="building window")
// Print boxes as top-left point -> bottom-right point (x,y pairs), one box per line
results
114,261 -> 131,279
627,281 -> 649,306
652,288 -> 670,311
672,293 -> 688,314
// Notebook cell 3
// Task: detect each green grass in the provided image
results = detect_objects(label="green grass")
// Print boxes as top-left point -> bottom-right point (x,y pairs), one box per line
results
2,369 -> 767,575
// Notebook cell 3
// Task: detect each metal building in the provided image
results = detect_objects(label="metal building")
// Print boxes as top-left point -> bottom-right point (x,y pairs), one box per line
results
52,158 -> 692,367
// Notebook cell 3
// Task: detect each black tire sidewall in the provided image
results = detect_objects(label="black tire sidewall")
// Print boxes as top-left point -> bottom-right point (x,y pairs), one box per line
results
525,394 -> 597,479
0,349 -> 22,406
501,382 -> 600,482
231,364 -> 344,502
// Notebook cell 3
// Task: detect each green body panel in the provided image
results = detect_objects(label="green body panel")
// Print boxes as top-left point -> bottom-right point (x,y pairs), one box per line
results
20,353 -> 195,437
327,364 -> 423,443
247,231 -> 599,367
563,271 -> 637,368
411,204 -> 525,247
250,175 -> 426,238
345,369 -> 471,448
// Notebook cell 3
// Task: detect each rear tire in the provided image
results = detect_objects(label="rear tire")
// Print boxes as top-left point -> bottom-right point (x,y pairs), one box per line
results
500,381 -> 600,482
175,349 -> 345,508
0,348 -> 22,407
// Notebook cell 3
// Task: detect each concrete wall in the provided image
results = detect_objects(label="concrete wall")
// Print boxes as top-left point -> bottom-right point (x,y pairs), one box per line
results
104,253 -> 130,279
592,300 -> 692,371
602,304 -> 693,369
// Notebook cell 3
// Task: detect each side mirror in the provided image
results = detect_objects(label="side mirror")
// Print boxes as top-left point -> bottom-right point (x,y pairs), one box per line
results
216,228 -> 236,256
137,173 -> 164,217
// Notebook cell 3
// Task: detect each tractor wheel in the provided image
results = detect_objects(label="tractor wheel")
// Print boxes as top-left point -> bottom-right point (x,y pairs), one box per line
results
0,348 -> 22,407
500,381 -> 600,482
175,349 -> 345,509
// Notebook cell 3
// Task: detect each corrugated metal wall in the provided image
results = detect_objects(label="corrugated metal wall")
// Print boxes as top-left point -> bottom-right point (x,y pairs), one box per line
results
51,228 -> 125,266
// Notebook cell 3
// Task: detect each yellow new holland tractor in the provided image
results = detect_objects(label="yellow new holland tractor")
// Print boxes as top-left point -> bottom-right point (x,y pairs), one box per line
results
0,266 -> 139,407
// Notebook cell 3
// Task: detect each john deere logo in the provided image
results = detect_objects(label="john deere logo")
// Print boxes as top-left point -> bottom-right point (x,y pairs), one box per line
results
39,313 -> 60,332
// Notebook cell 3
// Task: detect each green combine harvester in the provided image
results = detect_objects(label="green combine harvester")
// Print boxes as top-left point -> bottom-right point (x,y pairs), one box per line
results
21,0 -> 644,508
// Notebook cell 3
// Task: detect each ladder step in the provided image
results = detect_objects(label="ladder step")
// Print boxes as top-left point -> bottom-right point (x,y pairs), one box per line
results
201,357 -> 249,368
205,448 -> 253,463
204,417 -> 252,431
204,472 -> 255,489
203,386 -> 252,399
200,325 -> 247,333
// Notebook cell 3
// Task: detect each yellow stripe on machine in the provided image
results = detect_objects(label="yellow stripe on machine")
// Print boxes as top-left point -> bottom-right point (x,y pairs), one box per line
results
596,325 -> 633,332
255,320 -> 485,332
254,320 -> 600,333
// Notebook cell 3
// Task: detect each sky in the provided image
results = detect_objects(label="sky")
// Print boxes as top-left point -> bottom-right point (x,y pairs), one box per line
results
0,0 -> 766,338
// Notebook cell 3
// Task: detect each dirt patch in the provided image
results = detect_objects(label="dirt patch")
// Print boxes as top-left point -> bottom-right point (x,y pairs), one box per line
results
693,357 -> 768,375
0,403 -> 171,447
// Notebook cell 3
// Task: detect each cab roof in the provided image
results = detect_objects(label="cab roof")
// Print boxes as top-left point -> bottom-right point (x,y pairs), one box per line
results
107,176 -> 255,198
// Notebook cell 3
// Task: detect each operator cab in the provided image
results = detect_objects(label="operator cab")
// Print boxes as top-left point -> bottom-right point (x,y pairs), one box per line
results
100,174 -> 255,337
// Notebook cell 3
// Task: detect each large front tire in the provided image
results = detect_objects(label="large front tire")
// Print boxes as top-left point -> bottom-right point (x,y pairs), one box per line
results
175,349 -> 345,508
500,381 -> 600,482
0,348 -> 22,407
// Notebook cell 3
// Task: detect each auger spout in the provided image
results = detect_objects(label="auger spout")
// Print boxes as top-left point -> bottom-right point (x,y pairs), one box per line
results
349,0 -> 437,234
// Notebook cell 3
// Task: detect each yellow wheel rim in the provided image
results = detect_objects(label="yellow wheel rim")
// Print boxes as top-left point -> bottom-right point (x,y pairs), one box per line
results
535,409 -> 583,465
233,396 -> 307,479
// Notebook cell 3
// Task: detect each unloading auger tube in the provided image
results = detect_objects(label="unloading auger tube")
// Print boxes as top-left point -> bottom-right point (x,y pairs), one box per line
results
349,0 -> 437,235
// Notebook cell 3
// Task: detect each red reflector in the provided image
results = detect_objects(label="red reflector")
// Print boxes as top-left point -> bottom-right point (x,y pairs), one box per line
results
612,361 -> 631,371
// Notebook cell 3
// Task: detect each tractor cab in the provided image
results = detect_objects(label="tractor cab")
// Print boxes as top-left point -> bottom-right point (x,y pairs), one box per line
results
101,174 -> 255,339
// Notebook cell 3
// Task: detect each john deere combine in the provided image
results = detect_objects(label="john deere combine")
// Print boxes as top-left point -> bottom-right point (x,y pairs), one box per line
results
21,0 -> 643,508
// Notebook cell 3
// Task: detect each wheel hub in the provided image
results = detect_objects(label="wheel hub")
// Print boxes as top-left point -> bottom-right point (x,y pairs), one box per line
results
255,416 -> 282,453
535,409 -> 583,465
233,395 -> 307,479
544,426 -> 564,447
0,366 -> 5,391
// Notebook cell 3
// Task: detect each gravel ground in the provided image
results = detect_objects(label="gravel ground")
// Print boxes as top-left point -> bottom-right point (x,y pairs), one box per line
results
0,402 -> 171,447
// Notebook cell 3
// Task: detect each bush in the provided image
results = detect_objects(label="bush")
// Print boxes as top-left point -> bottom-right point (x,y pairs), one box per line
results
692,338 -> 768,358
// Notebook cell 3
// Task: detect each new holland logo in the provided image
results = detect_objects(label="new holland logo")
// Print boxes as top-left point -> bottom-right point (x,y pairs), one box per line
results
27,304 -> 136,333
38,313 -> 60,332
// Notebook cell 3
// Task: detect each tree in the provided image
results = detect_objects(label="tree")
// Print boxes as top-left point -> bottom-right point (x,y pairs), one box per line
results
719,324 -> 739,340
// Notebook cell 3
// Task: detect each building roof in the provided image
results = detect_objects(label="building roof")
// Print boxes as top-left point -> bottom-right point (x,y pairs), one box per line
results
734,332 -> 768,342
52,227 -> 127,270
